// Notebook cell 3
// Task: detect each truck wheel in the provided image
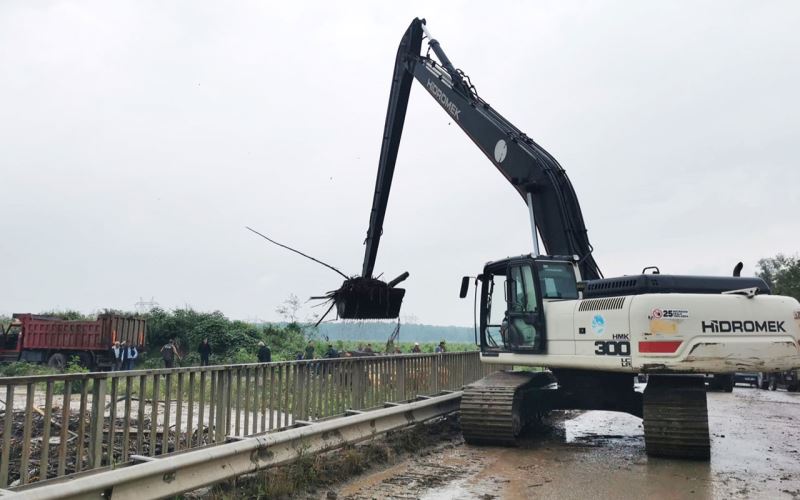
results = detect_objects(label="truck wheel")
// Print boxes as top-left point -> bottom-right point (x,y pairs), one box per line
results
47,353 -> 67,371
76,352 -> 95,371
788,384 -> 799,393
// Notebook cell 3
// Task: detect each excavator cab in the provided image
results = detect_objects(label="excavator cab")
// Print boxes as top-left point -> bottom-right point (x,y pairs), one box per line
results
467,256 -> 580,355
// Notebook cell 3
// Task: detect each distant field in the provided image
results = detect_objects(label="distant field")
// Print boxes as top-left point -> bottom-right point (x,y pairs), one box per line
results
318,322 -> 476,344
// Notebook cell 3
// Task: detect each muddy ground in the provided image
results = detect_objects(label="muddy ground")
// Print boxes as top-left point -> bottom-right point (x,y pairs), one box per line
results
332,386 -> 800,500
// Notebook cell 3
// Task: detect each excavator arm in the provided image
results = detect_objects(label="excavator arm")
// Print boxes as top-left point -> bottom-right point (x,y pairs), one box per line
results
336,17 -> 601,320
362,18 -> 602,282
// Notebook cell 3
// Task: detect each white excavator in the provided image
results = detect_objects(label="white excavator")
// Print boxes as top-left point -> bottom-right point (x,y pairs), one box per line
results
331,18 -> 800,459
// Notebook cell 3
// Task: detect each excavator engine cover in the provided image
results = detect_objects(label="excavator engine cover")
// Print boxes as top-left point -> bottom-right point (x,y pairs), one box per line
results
334,278 -> 405,319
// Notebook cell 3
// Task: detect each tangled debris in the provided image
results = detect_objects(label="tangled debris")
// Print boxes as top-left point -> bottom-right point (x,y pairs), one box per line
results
245,226 -> 408,322
330,276 -> 406,320
0,405 -> 208,486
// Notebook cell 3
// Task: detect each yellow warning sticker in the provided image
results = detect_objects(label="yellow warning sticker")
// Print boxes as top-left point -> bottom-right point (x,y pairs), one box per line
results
649,319 -> 678,334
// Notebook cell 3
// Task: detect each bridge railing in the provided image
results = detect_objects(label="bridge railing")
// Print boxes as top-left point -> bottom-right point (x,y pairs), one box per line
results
0,351 -> 498,487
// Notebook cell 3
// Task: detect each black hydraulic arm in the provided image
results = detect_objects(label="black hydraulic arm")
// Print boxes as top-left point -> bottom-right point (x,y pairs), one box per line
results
361,18 -> 602,281
361,20 -> 424,279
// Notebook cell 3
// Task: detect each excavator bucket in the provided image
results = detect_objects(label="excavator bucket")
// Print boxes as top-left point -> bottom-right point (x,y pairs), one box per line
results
333,277 -> 405,319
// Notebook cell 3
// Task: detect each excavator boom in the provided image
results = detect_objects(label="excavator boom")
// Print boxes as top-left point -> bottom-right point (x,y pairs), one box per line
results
361,18 -> 602,282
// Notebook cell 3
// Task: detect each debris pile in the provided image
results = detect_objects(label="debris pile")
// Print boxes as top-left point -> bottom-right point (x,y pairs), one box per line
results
0,405 -> 200,486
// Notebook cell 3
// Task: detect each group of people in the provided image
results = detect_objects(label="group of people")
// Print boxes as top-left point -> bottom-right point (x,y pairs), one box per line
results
153,337 -> 449,369
157,337 -> 273,368
293,341 -> 340,360
111,341 -> 140,371
294,340 -> 446,358
196,337 -> 272,366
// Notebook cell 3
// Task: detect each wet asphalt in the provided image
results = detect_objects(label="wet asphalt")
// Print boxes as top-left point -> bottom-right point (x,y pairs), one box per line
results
334,384 -> 800,500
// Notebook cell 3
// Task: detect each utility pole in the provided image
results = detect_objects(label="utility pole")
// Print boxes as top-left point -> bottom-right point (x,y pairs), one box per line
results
134,297 -> 159,314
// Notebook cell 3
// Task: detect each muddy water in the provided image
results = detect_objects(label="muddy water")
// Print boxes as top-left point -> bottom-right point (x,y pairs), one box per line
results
334,387 -> 800,499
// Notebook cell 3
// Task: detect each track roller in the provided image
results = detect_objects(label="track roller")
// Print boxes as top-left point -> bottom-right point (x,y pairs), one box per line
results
643,375 -> 710,460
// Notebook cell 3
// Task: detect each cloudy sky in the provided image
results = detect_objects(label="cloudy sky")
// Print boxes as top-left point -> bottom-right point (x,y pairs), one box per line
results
1,1 -> 798,326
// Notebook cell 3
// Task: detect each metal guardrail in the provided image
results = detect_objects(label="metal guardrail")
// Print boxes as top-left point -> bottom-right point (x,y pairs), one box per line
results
0,352 -> 494,487
2,391 -> 462,500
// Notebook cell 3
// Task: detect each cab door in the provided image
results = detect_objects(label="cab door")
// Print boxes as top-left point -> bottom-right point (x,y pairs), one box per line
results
506,261 -> 546,353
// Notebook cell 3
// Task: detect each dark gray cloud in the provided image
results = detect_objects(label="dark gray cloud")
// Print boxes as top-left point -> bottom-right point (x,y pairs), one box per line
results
1,1 -> 798,325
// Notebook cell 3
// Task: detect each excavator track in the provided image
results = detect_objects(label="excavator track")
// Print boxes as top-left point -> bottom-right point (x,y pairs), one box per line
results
460,371 -> 555,446
643,375 -> 710,460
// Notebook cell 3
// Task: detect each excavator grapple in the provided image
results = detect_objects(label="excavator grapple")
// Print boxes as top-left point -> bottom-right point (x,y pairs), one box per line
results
334,277 -> 405,319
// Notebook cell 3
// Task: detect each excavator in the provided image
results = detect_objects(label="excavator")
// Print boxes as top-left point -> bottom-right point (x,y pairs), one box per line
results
333,18 -> 800,459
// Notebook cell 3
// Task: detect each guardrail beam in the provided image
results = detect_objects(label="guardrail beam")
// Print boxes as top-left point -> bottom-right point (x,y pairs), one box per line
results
13,392 -> 461,500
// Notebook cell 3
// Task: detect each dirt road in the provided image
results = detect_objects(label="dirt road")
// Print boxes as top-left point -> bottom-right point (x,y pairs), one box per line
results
333,387 -> 800,499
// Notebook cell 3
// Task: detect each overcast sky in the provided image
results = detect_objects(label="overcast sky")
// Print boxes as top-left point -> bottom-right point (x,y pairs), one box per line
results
1,1 -> 798,326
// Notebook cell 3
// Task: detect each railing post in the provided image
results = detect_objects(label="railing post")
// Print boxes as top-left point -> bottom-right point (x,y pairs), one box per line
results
397,357 -> 406,401
361,360 -> 367,409
20,384 -> 34,484
40,381 -> 54,480
433,355 -> 440,394
0,384 -> 13,487
214,370 -> 228,442
88,377 -> 107,469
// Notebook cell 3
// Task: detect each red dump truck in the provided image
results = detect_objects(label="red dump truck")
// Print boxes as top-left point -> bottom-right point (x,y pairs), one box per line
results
0,313 -> 146,370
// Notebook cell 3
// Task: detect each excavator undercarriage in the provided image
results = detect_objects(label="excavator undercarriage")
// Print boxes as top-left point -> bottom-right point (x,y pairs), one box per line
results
461,370 -> 710,460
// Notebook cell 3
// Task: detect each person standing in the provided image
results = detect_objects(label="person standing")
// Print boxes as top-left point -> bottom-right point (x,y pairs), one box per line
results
324,344 -> 339,359
411,342 -> 422,353
161,339 -> 180,368
111,341 -> 122,371
257,341 -> 272,363
125,344 -> 139,370
119,341 -> 128,370
304,341 -> 315,360
435,341 -> 447,353
198,338 -> 212,366
363,343 -> 374,354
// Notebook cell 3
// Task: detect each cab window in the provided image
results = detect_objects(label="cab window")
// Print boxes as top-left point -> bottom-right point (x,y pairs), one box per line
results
505,263 -> 541,350
537,261 -> 578,299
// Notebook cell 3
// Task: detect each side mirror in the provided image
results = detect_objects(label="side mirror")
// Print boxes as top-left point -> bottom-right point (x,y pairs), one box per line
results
459,276 -> 470,298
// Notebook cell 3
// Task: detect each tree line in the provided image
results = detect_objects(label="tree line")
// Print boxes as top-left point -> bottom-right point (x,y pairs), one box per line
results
1,253 -> 797,366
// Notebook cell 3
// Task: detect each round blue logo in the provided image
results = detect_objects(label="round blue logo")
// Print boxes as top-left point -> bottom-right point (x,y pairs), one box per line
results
591,314 -> 606,335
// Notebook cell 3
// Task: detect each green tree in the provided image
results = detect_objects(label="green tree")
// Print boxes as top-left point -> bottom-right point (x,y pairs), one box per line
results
38,310 -> 95,320
145,308 -> 263,358
756,254 -> 800,301
142,307 -> 309,362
